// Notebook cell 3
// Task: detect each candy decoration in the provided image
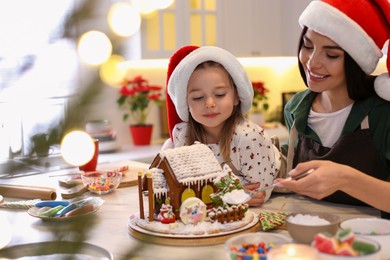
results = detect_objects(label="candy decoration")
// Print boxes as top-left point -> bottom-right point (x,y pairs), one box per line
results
0,199 -> 42,210
312,233 -> 338,254
35,200 -> 70,208
229,241 -> 276,258
64,204 -> 95,217
258,211 -> 287,231
337,228 -> 355,245
336,242 -> 358,256
54,203 -> 77,217
313,229 -> 378,256
38,205 -> 65,217
352,240 -> 377,255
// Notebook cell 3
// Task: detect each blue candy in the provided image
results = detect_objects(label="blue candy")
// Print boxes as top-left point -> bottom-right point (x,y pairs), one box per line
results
54,203 -> 78,217
35,200 -> 70,208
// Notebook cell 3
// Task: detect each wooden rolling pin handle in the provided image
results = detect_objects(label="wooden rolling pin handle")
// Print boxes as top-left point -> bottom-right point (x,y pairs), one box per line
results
0,184 -> 57,200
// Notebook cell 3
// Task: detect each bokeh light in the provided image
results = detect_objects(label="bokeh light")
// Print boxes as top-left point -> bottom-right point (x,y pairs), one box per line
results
156,0 -> 174,10
108,2 -> 141,37
78,30 -> 112,65
61,131 -> 95,166
99,54 -> 127,87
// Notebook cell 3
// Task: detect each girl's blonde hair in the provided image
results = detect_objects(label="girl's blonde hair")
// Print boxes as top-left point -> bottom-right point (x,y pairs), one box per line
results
185,61 -> 244,161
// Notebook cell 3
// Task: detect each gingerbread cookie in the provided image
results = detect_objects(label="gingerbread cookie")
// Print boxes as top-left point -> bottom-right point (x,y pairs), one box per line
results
179,197 -> 207,225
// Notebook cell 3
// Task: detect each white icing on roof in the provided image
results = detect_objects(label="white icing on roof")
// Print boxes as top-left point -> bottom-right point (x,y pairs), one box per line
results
147,168 -> 168,198
159,143 -> 223,186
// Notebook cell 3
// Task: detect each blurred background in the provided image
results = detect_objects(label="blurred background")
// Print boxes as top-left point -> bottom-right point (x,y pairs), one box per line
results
0,0 -> 387,162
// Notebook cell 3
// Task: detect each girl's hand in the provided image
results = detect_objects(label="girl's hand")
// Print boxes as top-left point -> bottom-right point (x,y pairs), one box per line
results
243,182 -> 266,207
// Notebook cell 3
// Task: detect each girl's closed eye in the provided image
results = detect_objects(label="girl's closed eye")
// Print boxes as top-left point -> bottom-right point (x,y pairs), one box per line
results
192,96 -> 204,101
215,92 -> 227,98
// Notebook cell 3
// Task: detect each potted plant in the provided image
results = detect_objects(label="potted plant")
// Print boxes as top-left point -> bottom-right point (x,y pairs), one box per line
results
117,75 -> 163,145
250,81 -> 269,126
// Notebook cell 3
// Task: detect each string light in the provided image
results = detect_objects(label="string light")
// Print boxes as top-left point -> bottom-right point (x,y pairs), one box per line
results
78,30 -> 112,65
108,2 -> 141,37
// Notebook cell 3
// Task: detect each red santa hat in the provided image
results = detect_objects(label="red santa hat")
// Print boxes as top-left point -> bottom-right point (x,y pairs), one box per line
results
299,0 -> 390,100
165,45 -> 199,139
166,45 -> 253,139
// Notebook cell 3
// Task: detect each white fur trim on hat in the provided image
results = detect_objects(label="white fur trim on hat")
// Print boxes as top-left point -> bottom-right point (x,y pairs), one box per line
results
167,46 -> 253,122
375,73 -> 390,101
299,1 -> 383,74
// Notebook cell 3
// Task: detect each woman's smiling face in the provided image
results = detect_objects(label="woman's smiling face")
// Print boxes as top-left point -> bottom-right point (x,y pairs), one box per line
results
187,65 -> 238,131
299,29 -> 347,93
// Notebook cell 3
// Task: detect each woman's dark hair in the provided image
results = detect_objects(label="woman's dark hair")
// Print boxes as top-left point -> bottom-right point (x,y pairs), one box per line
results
298,26 -> 376,101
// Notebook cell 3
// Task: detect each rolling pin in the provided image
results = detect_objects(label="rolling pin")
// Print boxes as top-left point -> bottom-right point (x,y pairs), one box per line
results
0,184 -> 57,200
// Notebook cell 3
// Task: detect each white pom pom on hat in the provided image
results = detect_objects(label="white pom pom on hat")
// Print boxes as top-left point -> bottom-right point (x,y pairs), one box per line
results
167,46 -> 253,122
299,0 -> 390,100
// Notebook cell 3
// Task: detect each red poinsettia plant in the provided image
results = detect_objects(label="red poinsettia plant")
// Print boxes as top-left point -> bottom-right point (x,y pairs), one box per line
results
252,81 -> 269,113
117,75 -> 163,125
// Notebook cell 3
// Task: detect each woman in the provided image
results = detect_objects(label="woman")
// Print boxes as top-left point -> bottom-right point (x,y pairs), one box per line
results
164,46 -> 281,206
275,0 -> 390,218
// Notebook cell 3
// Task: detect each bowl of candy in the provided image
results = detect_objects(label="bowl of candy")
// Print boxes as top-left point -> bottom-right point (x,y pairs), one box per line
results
340,218 -> 390,259
286,212 -> 341,244
224,232 -> 291,259
312,229 -> 381,260
81,171 -> 122,195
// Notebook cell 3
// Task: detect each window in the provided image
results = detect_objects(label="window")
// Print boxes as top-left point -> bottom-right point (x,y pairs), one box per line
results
0,1 -> 78,159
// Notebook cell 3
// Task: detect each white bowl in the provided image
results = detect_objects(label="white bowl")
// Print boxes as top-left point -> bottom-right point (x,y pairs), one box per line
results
81,171 -> 122,195
340,218 -> 390,259
317,236 -> 381,260
286,212 -> 341,244
224,232 -> 291,259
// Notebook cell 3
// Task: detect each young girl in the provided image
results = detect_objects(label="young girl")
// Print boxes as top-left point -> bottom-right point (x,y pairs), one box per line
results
163,45 -> 281,206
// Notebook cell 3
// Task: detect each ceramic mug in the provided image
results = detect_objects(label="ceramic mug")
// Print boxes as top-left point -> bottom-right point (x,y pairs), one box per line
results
79,139 -> 99,172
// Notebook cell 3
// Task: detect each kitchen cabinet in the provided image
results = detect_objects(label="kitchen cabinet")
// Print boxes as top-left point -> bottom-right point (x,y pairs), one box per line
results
219,0 -> 312,57
140,0 -> 312,58
141,0 -> 220,59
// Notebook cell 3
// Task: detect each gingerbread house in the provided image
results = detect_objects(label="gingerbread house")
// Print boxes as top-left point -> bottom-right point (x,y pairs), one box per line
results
140,142 -> 223,219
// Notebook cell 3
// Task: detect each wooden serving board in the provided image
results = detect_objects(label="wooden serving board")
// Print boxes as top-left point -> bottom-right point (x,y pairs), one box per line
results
60,162 -> 146,199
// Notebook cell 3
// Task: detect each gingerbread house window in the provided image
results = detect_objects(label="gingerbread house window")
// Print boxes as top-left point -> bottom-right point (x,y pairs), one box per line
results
181,188 -> 196,203
201,185 -> 214,204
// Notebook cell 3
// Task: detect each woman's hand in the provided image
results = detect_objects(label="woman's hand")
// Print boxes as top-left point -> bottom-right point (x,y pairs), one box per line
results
274,160 -> 349,200
243,182 -> 266,207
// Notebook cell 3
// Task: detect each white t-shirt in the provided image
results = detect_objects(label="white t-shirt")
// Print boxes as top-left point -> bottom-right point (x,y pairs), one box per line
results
172,118 -> 281,201
308,103 -> 353,147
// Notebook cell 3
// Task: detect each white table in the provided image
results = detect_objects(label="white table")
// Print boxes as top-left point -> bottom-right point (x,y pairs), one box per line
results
0,160 -> 381,260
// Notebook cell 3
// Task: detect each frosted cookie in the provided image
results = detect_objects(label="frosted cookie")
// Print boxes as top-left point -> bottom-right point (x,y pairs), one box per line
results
179,197 -> 207,225
259,212 -> 287,231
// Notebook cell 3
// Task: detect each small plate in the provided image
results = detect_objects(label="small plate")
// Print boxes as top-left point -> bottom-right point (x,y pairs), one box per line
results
28,204 -> 100,221
0,241 -> 113,259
